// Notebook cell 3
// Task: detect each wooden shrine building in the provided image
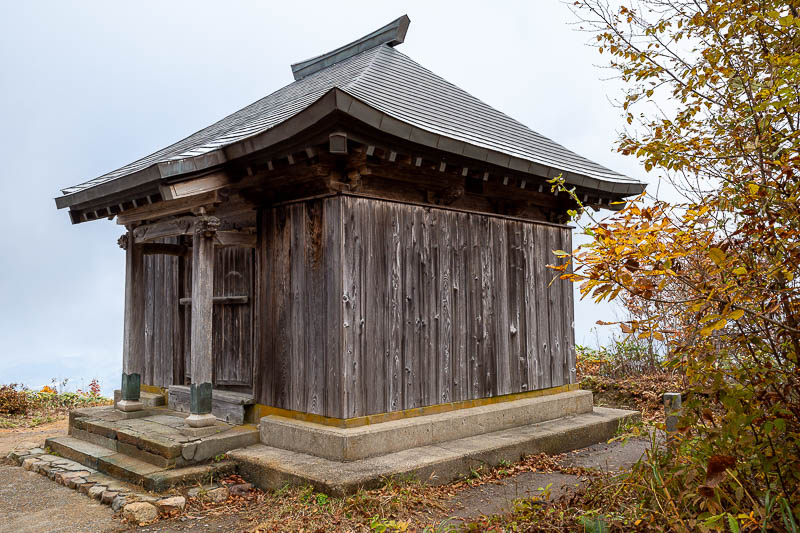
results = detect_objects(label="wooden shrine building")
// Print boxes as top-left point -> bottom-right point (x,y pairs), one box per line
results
55,16 -> 645,429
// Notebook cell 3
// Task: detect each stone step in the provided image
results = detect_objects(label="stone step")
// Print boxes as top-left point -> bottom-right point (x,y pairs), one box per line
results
45,436 -> 238,491
230,407 -> 638,496
168,386 -> 254,425
113,390 -> 165,408
68,408 -> 259,468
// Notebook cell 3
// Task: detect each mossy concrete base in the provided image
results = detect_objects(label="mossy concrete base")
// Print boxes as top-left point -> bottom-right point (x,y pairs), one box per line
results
231,407 -> 638,496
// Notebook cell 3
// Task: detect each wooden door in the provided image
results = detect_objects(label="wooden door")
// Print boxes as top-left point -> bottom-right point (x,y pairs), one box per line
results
181,246 -> 255,391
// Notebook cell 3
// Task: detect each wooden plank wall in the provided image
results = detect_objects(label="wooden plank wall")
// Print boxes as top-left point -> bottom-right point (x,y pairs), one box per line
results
257,198 -> 342,417
255,196 -> 575,419
338,196 -> 574,418
142,237 -> 180,388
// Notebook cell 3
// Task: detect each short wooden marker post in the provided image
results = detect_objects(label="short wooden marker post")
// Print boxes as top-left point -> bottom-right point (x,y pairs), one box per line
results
663,392 -> 682,442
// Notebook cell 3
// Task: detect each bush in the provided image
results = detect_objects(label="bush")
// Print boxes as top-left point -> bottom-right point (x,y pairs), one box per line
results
0,384 -> 29,415
0,380 -> 111,428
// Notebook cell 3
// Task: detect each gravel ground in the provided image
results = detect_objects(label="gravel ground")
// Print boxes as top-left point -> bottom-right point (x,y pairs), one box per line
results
0,462 -> 122,533
0,419 -> 123,533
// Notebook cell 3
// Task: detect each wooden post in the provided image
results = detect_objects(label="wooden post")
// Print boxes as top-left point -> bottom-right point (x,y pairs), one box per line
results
117,231 -> 145,412
664,391 -> 682,448
186,216 -> 219,427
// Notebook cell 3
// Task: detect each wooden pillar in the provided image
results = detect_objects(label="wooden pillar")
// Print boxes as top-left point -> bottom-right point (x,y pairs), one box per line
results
186,216 -> 219,427
117,231 -> 145,412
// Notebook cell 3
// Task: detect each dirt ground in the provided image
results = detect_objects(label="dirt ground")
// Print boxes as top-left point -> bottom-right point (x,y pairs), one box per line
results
436,438 -> 649,524
0,419 -> 124,533
0,421 -> 649,532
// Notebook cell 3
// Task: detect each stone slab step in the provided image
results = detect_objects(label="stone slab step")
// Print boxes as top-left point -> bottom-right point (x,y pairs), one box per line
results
45,435 -> 238,491
67,406 -> 258,467
168,386 -> 254,425
113,390 -> 165,408
229,407 -> 638,496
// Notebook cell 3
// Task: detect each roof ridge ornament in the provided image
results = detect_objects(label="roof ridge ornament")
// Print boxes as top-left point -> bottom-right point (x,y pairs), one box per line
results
290,15 -> 410,81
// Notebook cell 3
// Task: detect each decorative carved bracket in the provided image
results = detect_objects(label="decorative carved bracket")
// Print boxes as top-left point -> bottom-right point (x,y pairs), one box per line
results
194,216 -> 220,238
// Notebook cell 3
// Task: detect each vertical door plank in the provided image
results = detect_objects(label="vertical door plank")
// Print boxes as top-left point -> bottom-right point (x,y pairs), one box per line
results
387,204 -> 403,412
522,224 -> 539,390
492,218 -> 511,396
507,221 -> 526,394
289,204 -> 307,411
451,212 -> 468,402
561,228 -> 576,384
534,224 -> 551,389
323,197 -> 343,418
547,226 -> 564,387
304,200 -> 325,415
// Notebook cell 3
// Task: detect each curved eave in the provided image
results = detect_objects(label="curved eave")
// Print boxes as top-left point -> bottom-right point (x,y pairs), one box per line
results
55,87 -> 645,211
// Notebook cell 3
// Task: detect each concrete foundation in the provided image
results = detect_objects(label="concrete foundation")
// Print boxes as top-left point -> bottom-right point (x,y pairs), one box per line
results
259,390 -> 594,461
233,407 -> 638,496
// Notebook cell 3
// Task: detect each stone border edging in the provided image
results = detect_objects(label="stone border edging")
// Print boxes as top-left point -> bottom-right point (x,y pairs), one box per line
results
6,444 -> 186,525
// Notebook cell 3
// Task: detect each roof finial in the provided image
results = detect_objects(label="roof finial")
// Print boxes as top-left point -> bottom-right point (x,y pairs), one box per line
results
290,15 -> 410,81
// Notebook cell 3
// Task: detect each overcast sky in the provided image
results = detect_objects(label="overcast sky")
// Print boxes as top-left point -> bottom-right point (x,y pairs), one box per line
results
0,1 -> 651,395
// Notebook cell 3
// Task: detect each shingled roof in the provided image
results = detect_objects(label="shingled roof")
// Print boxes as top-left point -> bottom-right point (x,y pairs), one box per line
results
56,15 -> 644,211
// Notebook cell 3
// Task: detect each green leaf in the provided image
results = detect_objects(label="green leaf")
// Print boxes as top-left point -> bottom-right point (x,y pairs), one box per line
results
727,513 -> 740,533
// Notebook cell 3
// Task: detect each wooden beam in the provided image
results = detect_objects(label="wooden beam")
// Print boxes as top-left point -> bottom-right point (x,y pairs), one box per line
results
179,295 -> 249,305
117,190 -> 219,225
133,216 -> 195,243
141,243 -> 189,256
159,172 -> 230,201
215,231 -> 257,248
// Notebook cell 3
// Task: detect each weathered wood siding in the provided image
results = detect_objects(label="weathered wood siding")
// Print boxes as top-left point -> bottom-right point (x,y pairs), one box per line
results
181,246 -> 255,389
257,198 -> 342,417
256,196 -> 575,419
142,238 -> 180,388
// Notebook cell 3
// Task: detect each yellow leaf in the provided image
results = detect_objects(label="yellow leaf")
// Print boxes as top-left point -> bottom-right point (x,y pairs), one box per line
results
748,183 -> 759,195
727,309 -> 744,320
733,267 -> 747,275
709,247 -> 726,266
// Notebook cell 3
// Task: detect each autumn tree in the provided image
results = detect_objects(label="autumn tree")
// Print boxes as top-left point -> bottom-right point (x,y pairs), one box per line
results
560,0 -> 800,529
